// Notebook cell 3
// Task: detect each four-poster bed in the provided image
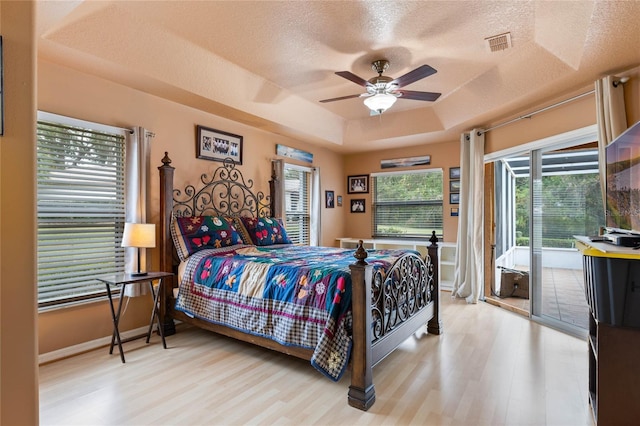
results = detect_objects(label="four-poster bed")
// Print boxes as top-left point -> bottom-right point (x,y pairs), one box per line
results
157,152 -> 442,410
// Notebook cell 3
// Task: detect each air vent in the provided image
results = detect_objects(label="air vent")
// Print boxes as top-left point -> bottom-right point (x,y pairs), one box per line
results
485,32 -> 512,52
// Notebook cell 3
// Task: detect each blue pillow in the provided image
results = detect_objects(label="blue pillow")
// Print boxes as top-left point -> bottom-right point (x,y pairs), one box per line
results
172,215 -> 245,261
241,217 -> 292,246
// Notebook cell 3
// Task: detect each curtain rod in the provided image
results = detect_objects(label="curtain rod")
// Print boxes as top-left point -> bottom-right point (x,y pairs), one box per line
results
478,89 -> 595,136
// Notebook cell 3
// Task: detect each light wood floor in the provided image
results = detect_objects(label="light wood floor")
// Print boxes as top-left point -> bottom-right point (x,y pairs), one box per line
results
39,292 -> 593,425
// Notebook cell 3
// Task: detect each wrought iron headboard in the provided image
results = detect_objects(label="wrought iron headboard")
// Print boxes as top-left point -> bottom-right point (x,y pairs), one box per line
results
172,158 -> 271,219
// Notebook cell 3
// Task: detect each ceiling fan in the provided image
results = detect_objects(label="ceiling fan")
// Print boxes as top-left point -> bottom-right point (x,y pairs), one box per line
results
319,59 -> 441,114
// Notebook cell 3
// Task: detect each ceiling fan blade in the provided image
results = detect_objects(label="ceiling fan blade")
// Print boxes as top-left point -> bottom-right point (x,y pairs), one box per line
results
335,71 -> 373,88
391,65 -> 437,88
397,90 -> 441,102
319,93 -> 365,103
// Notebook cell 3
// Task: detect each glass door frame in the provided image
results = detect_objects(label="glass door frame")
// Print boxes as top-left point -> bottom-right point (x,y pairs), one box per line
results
529,146 -> 592,338
484,125 -> 597,338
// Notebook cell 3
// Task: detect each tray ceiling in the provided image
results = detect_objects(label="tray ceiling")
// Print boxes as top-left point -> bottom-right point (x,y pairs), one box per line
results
36,1 -> 640,152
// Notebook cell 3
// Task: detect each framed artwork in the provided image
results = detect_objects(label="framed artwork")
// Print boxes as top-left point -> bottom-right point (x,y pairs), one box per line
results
450,193 -> 460,204
196,125 -> 243,165
449,167 -> 460,179
325,190 -> 335,208
337,195 -> 343,207
347,175 -> 369,194
449,180 -> 461,192
350,199 -> 366,213
381,155 -> 431,169
276,144 -> 313,163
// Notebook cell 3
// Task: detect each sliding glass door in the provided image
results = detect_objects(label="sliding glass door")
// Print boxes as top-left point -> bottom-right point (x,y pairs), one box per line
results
529,147 -> 602,335
490,136 -> 602,337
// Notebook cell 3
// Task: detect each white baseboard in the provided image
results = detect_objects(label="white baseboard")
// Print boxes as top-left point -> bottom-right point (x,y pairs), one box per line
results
39,324 -> 155,365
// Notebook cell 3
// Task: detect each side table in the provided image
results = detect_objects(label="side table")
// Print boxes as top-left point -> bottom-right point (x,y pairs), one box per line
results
97,271 -> 174,363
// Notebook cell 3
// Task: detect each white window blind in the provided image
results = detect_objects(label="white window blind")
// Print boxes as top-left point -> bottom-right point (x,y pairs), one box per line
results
283,164 -> 311,244
372,169 -> 444,238
37,119 -> 126,307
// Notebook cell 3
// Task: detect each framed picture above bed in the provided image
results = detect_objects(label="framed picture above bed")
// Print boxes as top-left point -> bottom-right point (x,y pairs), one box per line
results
196,125 -> 243,165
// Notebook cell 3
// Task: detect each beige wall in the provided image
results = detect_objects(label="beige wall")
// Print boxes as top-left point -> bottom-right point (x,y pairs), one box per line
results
0,2 -> 39,424
37,60 -> 344,354
622,68 -> 640,125
485,89 -> 597,155
343,141 -> 461,244
485,66 -> 640,155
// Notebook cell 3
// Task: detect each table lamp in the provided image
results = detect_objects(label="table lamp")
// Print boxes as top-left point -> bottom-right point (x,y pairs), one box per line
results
121,223 -> 156,276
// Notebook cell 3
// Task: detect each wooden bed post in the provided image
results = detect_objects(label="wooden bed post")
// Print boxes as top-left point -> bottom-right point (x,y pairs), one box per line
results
158,152 -> 176,336
269,160 -> 282,217
427,231 -> 443,335
348,241 -> 375,410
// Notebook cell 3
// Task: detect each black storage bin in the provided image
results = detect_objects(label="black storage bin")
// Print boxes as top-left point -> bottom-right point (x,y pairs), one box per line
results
582,255 -> 640,328
499,266 -> 529,299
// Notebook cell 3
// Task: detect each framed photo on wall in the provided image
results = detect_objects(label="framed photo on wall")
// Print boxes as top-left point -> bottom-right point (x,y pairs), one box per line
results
450,193 -> 460,204
449,167 -> 460,179
449,180 -> 461,192
325,190 -> 335,208
196,125 -> 243,165
337,195 -> 343,207
350,199 -> 366,213
347,175 -> 369,194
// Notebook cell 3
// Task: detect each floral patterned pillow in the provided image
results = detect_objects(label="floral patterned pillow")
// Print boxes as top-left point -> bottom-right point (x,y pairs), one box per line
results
171,215 -> 245,261
240,217 -> 292,246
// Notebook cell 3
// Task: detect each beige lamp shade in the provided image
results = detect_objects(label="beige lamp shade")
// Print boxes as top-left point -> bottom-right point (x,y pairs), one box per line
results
122,223 -> 156,276
121,223 -> 156,248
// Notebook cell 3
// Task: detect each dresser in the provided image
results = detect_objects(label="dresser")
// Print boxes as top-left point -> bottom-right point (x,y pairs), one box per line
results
575,237 -> 640,425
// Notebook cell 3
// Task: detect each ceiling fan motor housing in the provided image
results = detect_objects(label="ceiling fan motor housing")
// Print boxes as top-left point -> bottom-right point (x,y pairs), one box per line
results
367,75 -> 396,95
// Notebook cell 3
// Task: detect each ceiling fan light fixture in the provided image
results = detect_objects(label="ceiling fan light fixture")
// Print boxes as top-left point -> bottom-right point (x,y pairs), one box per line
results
364,93 -> 397,114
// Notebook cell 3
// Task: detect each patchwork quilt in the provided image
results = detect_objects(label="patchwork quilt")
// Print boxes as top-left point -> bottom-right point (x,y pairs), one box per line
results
175,244 -> 411,381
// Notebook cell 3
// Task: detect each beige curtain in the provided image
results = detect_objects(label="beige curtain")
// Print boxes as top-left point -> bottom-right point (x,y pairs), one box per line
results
596,75 -> 627,208
124,127 -> 154,297
452,129 -> 485,303
310,167 -> 321,246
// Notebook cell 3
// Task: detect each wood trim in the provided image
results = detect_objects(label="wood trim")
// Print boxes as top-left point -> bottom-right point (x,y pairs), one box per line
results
484,162 -> 495,299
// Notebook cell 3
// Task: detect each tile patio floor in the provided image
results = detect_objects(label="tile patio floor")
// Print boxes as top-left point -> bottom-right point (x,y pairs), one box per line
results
488,267 -> 590,330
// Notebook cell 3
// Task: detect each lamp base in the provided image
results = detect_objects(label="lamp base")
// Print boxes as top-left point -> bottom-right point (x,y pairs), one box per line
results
130,271 -> 148,277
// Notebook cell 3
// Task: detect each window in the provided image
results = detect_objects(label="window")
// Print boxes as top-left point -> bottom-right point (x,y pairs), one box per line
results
372,169 -> 443,238
37,113 -> 127,308
283,164 -> 311,244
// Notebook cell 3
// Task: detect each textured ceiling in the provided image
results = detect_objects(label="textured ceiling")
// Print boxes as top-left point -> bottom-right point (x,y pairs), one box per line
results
36,1 -> 640,153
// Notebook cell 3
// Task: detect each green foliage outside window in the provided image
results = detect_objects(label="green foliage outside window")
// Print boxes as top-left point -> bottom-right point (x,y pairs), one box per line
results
373,171 -> 443,238
515,173 -> 604,247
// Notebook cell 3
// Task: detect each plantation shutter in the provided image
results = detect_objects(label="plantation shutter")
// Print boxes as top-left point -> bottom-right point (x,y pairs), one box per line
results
372,169 -> 444,238
37,119 -> 126,307
283,164 -> 311,244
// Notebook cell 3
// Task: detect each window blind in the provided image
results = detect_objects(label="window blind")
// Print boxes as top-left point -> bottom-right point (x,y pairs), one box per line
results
283,165 -> 310,244
372,169 -> 444,238
37,120 -> 126,307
